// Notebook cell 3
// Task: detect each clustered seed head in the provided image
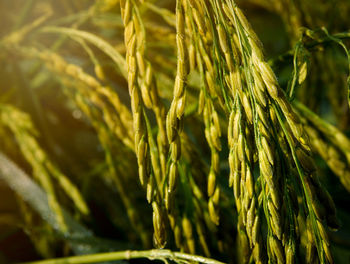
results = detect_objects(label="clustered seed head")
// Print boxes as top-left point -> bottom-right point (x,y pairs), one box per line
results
120,0 -> 170,249
165,0 -> 189,211
3,0 -> 347,262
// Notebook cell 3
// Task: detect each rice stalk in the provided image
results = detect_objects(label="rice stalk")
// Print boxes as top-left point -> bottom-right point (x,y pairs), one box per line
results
120,0 -> 168,248
165,0 -> 188,211
1,0 -> 350,263
1,108 -> 90,221
1,105 -> 66,232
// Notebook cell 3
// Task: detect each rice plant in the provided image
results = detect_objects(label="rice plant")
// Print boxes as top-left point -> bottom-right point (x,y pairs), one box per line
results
0,0 -> 350,263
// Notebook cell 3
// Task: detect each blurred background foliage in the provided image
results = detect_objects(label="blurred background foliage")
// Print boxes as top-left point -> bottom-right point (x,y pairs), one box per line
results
0,0 -> 350,263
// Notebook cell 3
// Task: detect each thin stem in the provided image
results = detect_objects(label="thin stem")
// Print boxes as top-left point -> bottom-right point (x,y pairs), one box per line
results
287,41 -> 302,99
19,249 -> 227,264
270,30 -> 350,65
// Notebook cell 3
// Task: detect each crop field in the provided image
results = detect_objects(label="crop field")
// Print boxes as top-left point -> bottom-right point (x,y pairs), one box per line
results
0,0 -> 350,263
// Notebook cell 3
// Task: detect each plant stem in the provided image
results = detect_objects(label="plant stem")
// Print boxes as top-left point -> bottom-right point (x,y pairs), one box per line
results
270,30 -> 350,65
18,249 -> 226,264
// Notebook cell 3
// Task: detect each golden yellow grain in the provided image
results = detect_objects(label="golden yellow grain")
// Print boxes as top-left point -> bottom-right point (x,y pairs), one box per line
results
165,0 -> 188,211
